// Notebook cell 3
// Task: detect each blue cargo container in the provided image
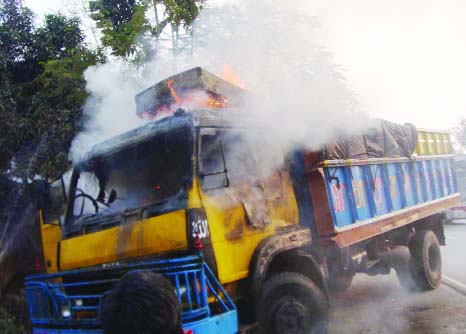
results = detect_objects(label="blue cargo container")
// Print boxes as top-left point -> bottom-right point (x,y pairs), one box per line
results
295,154 -> 459,248
323,156 -> 456,229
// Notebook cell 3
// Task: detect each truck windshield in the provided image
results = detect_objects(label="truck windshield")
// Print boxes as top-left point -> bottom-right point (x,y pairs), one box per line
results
71,128 -> 191,217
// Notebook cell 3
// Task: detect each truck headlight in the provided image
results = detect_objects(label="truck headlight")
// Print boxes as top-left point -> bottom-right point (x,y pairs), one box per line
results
74,299 -> 83,307
61,305 -> 71,318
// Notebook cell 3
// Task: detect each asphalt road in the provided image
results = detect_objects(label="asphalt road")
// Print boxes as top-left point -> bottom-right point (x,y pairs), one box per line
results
328,222 -> 466,334
443,221 -> 466,290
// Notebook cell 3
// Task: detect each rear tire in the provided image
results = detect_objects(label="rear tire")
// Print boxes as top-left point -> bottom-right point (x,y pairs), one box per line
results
396,230 -> 442,291
257,272 -> 328,334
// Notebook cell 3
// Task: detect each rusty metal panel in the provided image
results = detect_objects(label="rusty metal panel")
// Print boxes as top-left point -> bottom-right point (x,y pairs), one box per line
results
135,67 -> 244,118
306,168 -> 335,236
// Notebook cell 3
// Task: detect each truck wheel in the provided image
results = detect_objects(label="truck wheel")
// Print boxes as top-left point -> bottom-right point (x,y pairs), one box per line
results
396,230 -> 442,291
410,230 -> 442,290
257,272 -> 328,334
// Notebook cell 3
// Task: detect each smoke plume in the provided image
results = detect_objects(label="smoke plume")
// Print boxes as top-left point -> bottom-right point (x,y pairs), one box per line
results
70,0 -> 371,162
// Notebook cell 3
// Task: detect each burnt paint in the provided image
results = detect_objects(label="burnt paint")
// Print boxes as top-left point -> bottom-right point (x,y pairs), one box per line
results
249,228 -> 312,295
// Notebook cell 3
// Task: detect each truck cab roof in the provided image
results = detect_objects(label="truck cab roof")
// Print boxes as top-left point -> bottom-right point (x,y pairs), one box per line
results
81,109 -> 235,164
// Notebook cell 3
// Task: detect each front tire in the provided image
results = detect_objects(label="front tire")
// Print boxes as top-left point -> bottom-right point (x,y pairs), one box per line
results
257,272 -> 328,334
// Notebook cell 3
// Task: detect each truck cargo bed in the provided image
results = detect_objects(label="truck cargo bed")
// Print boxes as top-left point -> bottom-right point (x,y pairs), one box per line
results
298,154 -> 460,247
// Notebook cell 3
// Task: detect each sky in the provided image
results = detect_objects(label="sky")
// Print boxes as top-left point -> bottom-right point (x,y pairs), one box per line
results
25,0 -> 79,18
23,0 -> 466,131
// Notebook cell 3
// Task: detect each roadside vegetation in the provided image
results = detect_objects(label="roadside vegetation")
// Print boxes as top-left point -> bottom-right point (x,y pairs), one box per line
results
0,0 -> 203,329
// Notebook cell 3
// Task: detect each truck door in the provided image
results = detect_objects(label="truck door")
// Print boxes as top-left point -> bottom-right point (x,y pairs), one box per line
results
197,128 -> 298,284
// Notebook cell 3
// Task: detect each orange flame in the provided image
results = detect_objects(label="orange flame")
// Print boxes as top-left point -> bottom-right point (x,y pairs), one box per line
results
207,95 -> 228,108
166,79 -> 182,104
164,79 -> 228,111
221,64 -> 245,89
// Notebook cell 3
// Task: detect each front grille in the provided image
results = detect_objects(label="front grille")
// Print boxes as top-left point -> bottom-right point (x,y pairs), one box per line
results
25,255 -> 235,331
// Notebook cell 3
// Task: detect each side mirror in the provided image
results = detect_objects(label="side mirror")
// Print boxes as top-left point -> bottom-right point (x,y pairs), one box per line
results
108,189 -> 117,204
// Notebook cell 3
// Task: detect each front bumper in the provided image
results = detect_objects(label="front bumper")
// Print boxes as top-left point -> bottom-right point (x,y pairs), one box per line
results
26,255 -> 238,334
31,310 -> 238,334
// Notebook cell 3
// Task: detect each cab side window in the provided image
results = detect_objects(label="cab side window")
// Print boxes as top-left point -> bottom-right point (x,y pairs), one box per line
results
199,130 -> 259,190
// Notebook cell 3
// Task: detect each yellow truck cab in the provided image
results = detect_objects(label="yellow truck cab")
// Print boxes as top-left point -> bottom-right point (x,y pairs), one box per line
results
58,108 -> 300,283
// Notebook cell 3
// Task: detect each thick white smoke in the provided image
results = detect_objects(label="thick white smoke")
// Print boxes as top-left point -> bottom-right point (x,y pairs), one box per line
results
302,0 -> 466,129
71,0 -> 370,162
193,1 -> 370,152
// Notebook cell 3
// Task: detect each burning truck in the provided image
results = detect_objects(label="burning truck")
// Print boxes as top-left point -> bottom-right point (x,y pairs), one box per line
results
25,67 -> 459,334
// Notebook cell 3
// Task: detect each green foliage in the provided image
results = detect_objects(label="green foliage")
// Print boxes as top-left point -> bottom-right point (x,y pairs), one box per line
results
11,51 -> 98,179
89,0 -> 204,59
454,118 -> 466,151
0,0 -> 35,82
0,0 -> 99,179
34,15 -> 84,61
90,0 -> 149,57
162,0 -> 203,29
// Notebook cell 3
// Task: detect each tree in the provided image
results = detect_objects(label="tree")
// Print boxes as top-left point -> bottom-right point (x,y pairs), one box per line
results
89,0 -> 204,60
0,0 -> 99,180
10,50 -> 98,179
0,0 -> 35,83
454,118 -> 466,151
161,0 -> 204,57
34,15 -> 85,61
0,0 -> 36,174
89,0 -> 149,58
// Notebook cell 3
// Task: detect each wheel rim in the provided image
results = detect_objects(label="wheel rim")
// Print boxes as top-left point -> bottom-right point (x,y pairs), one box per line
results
273,300 -> 311,334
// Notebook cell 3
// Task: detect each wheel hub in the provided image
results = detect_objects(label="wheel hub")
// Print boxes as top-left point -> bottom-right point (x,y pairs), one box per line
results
428,244 -> 440,273
273,300 -> 311,334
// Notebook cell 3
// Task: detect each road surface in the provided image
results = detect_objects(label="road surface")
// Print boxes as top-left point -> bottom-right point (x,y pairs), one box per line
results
443,220 -> 466,292
329,222 -> 466,334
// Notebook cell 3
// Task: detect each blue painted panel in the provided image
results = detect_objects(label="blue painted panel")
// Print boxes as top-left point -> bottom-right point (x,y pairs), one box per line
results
188,310 -> 238,334
350,166 -> 372,221
369,165 -> 390,215
414,161 -> 427,203
324,157 -> 455,231
439,159 -> 451,195
432,160 -> 445,198
386,164 -> 404,211
401,162 -> 417,207
429,161 -> 442,199
326,167 -> 353,227
422,160 -> 435,200
445,159 -> 456,193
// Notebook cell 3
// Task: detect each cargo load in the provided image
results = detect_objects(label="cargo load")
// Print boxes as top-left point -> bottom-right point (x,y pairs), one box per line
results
320,120 -> 418,160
